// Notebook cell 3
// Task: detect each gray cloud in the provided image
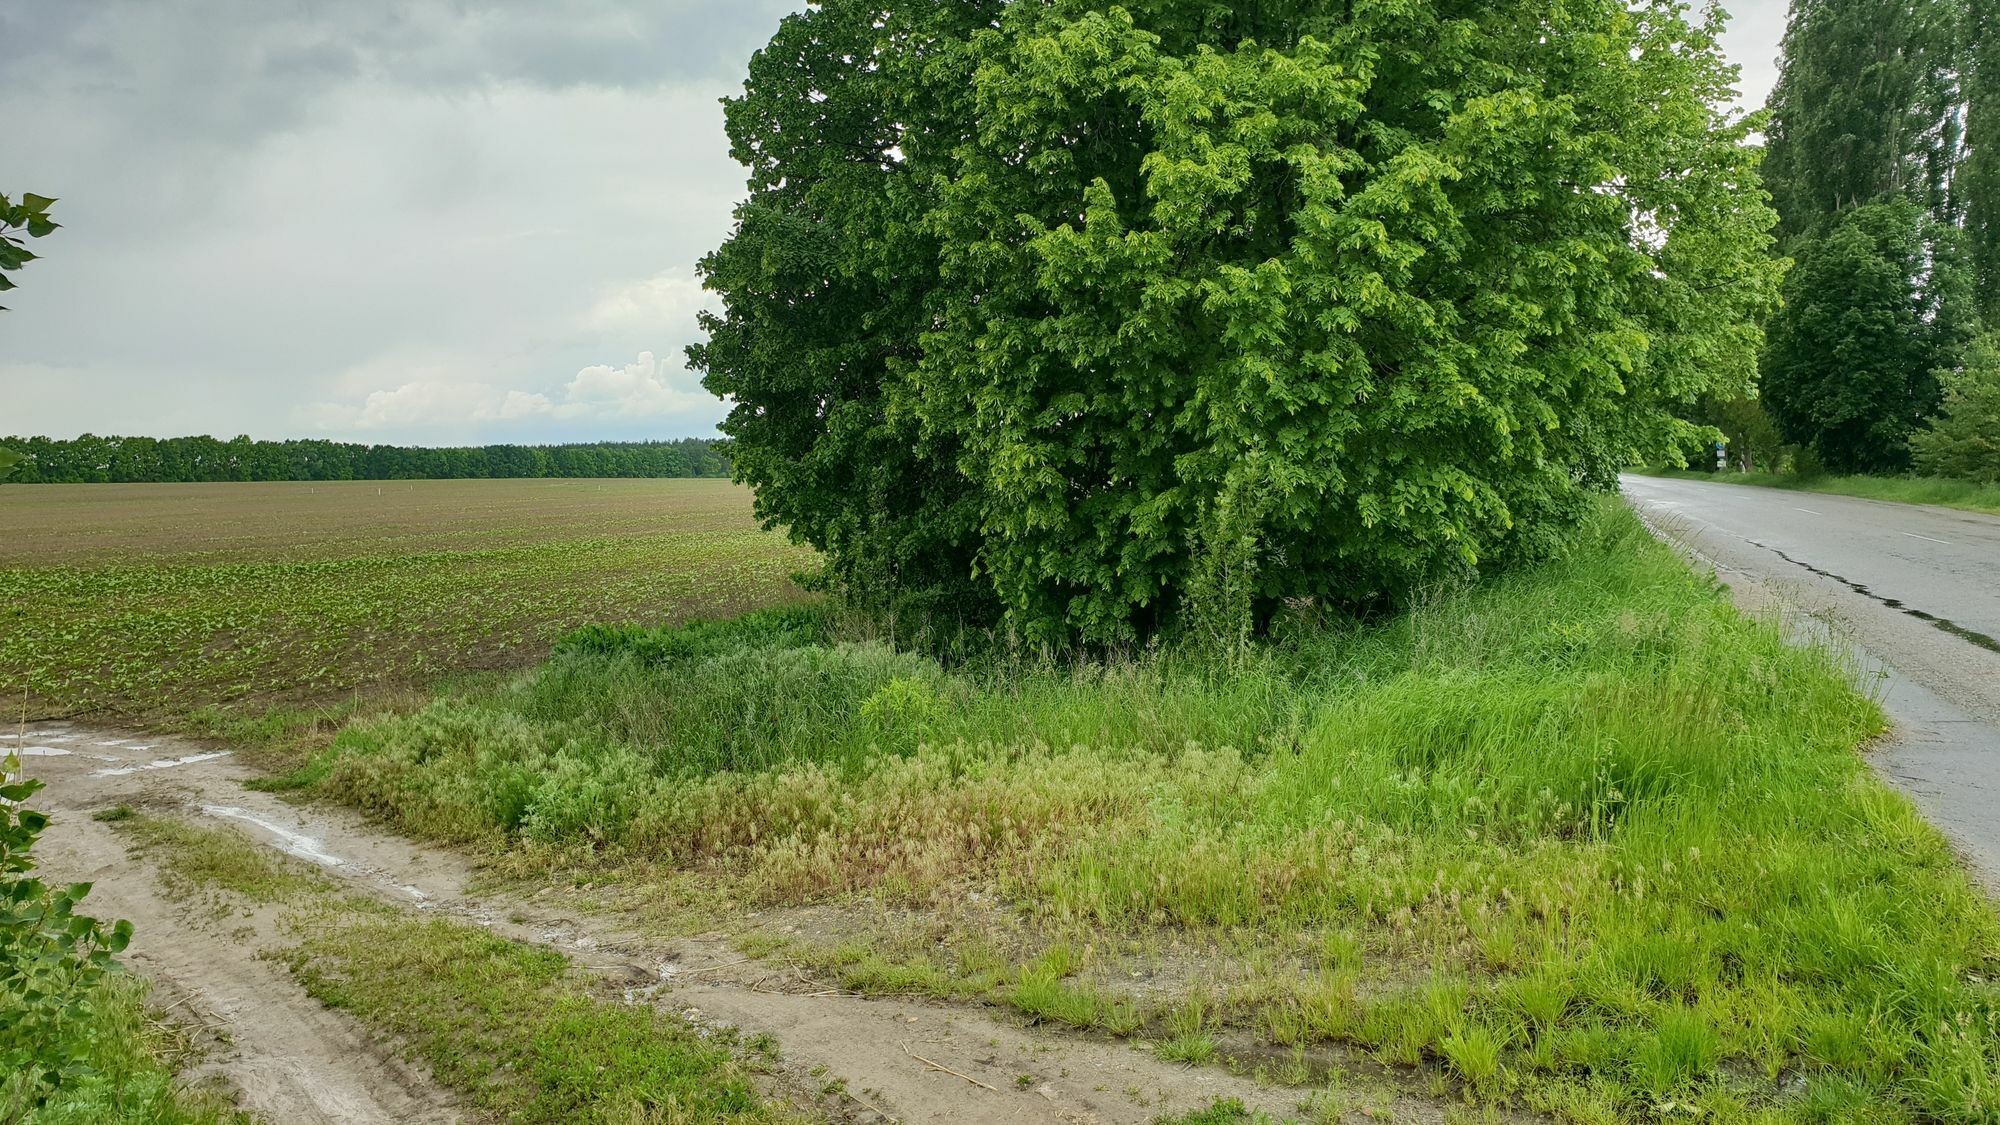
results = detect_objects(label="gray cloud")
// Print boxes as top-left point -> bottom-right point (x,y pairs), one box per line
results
0,1 -> 1790,446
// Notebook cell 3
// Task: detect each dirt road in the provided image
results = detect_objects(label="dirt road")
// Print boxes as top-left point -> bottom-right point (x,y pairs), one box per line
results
17,721 -> 1419,1125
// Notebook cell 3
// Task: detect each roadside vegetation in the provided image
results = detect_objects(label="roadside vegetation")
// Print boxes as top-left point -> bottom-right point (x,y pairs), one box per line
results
0,479 -> 813,723
3,972 -> 247,1125
281,502 -> 2000,1121
1646,467 -> 2000,517
3,753 -> 242,1125
110,812 -> 797,1124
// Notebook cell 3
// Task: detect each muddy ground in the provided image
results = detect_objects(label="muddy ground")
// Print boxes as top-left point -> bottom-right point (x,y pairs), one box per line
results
15,722 -> 1479,1125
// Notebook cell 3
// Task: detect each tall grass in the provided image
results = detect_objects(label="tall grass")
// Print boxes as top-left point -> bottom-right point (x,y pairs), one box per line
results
293,502 -> 2000,1119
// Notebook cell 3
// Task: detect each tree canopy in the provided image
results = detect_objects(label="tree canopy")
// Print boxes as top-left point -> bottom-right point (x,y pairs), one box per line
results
1758,0 -> 1987,471
1762,200 -> 1972,473
1913,332 -> 2000,482
693,0 -> 1781,644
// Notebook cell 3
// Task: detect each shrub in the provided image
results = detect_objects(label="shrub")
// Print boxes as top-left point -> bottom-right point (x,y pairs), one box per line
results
1913,333 -> 2000,483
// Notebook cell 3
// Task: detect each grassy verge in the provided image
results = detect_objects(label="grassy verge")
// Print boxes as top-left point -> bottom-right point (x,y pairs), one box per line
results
285,916 -> 792,1124
110,814 -> 798,1124
281,501 -> 2000,1121
1645,468 -> 2000,515
4,971 -> 248,1125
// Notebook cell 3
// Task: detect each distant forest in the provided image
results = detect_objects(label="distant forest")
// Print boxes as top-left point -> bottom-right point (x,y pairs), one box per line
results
0,435 -> 730,483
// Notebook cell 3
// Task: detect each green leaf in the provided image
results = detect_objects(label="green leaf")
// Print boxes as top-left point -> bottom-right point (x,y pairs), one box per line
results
21,193 -> 56,213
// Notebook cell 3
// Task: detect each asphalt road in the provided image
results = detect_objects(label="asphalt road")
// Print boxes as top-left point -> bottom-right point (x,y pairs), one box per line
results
1622,474 -> 2000,891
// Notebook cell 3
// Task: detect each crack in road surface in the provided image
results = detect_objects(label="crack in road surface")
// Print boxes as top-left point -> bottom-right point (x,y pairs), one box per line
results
1750,540 -> 2000,655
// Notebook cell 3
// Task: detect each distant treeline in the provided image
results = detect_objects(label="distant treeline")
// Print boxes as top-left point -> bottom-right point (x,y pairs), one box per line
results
0,435 -> 731,484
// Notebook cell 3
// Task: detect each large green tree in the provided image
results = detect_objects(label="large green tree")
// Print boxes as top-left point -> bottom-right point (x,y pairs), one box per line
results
1762,199 -> 1974,473
1758,0 -> 1978,470
694,0 -> 1781,643
1763,0 -> 1965,241
1963,0 -> 2000,323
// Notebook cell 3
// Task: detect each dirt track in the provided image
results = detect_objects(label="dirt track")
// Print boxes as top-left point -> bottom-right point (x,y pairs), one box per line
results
18,722 -> 1410,1125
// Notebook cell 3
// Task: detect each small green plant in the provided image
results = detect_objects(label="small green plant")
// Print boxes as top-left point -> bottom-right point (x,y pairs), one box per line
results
1629,1007 -> 1720,1098
90,805 -> 134,824
1159,994 -> 1218,1065
1438,1020 -> 1505,1095
1154,1098 -> 1251,1125
2,757 -> 135,1121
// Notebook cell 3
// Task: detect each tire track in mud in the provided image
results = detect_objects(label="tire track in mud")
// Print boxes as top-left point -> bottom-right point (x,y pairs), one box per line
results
15,725 -> 463,1125
18,722 -> 1394,1125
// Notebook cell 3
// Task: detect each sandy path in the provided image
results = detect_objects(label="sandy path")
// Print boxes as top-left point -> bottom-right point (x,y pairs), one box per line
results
15,724 -> 463,1124
15,722 -> 1420,1125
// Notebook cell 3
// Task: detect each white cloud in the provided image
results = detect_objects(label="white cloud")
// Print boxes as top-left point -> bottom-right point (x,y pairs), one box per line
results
556,351 -> 712,418
489,389 -> 555,420
302,351 -> 720,438
585,272 -> 716,332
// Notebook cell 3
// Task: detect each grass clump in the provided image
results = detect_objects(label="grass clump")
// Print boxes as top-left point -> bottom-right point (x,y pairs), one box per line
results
4,972 -> 248,1125
289,502 -> 2000,1118
285,915 -> 790,1124
120,814 -> 331,903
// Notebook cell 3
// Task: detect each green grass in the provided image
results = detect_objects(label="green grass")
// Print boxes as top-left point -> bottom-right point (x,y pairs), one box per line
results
2,971 -> 248,1125
107,814 -> 797,1123
120,813 -> 333,903
274,501 -> 2000,1119
285,916 -> 793,1125
1647,467 -> 2000,515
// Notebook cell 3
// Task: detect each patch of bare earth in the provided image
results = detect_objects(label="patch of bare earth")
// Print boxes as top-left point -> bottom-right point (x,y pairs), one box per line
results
21,722 -> 1491,1124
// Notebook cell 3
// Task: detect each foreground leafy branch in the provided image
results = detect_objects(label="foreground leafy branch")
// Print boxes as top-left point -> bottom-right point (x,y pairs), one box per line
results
1,755 -> 134,1124
0,193 -> 59,313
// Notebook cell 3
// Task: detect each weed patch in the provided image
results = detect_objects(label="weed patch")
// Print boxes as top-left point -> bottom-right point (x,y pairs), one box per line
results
285,915 -> 793,1124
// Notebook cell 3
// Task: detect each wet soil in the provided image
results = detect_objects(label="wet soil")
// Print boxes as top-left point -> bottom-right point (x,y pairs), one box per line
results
19,722 -> 1478,1125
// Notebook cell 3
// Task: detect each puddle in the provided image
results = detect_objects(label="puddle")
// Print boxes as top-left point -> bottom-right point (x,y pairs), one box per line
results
1754,541 -> 2000,656
94,748 -> 232,776
92,751 -> 232,777
17,746 -> 72,757
200,805 -> 347,867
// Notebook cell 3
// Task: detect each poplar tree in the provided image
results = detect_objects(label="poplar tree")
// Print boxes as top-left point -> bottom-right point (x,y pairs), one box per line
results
1963,0 -> 2000,322
1760,0 -> 1975,470
1763,0 -> 1964,238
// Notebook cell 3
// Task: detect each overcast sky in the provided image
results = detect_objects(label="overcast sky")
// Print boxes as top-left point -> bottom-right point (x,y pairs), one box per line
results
0,0 -> 1789,446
